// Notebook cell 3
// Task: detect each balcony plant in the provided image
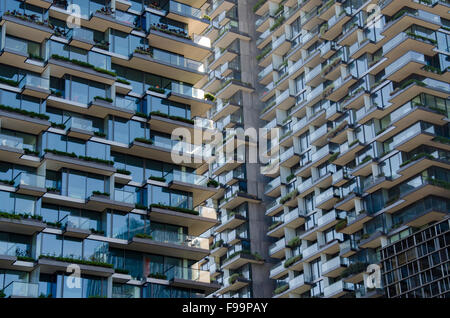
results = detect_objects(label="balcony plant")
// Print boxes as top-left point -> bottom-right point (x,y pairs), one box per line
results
94,131 -> 106,138
286,174 -> 295,182
279,189 -> 298,204
0,77 -> 20,87
149,175 -> 166,182
210,239 -> 224,250
286,237 -> 301,249
149,203 -> 199,216
38,255 -> 113,268
114,268 -> 129,275
93,96 -> 113,103
0,104 -> 49,120
207,179 -> 219,188
228,273 -> 243,284
0,179 -> 14,186
335,219 -> 347,232
253,0 -> 266,12
148,86 -> 166,94
204,92 -> 216,102
116,78 -> 131,85
50,121 -> 66,129
91,191 -> 110,197
134,233 -> 153,240
148,273 -> 167,280
134,46 -> 153,57
134,137 -> 154,145
274,284 -> 289,295
284,254 -> 302,268
116,168 -> 131,175
134,204 -> 148,210
50,54 -> 117,77
340,262 -> 368,279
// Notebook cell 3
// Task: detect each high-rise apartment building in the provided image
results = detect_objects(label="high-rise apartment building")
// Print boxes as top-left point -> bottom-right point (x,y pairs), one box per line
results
0,0 -> 448,299
0,0 -> 228,298
250,0 -> 450,298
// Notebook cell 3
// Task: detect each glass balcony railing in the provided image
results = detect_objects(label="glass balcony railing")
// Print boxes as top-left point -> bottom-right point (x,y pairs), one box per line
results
315,187 -> 340,206
289,274 -> 307,288
64,116 -> 93,132
148,229 -> 209,250
113,189 -> 136,204
165,170 -> 208,187
0,133 -> 25,150
317,210 -> 340,227
67,27 -> 94,43
265,176 -> 281,193
324,280 -> 353,297
302,243 -> 318,259
60,215 -> 91,231
19,74 -> 49,91
322,256 -> 348,273
2,281 -> 39,298
164,265 -> 210,283
269,238 -> 285,255
13,172 -> 45,189
170,82 -> 205,100
197,206 -> 217,220
114,96 -> 137,111
152,48 -> 205,73
385,51 -> 425,76
0,238 -> 31,258
169,1 -> 202,19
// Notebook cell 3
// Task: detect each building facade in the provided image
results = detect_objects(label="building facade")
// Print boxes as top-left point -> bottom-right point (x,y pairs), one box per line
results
0,0 -> 229,298
0,0 -> 449,299
251,0 -> 450,298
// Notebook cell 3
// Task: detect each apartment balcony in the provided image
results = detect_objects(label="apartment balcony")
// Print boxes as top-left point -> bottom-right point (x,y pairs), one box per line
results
1,281 -> 39,298
254,0 -> 269,16
322,256 -> 348,278
287,273 -> 312,296
327,75 -> 358,102
38,256 -> 114,278
209,262 -> 223,278
272,34 -> 292,57
267,216 -> 285,238
215,79 -> 254,100
389,78 -> 450,111
323,280 -> 353,298
0,213 -> 46,236
332,169 -> 350,187
302,242 -> 320,262
0,107 -> 50,136
310,123 -> 332,147
256,11 -> 271,33
86,192 -> 135,213
60,214 -> 93,239
311,144 -> 335,167
316,210 -> 344,232
280,146 -> 300,167
120,48 -> 206,84
381,0 -> 450,18
265,198 -> 284,216
265,176 -> 283,197
149,205 -> 218,237
305,62 -> 324,87
214,21 -> 250,49
214,212 -> 247,233
208,47 -> 239,71
269,261 -> 288,280
210,98 -> 241,121
211,154 -> 244,175
13,172 -> 46,197
147,27 -> 211,61
210,241 -> 229,258
48,57 -> 116,86
117,231 -> 210,261
269,237 -> 286,259
382,9 -> 441,39
43,151 -> 116,177
19,74 -> 51,99
166,170 -> 218,207
258,63 -> 275,85
216,275 -> 250,295
383,31 -> 438,62
0,12 -> 53,43
0,46 -> 46,74
283,208 -> 306,229
339,239 -> 359,258
168,82 -> 214,116
219,190 -> 260,210
166,265 -> 220,294
338,210 -> 373,235
64,116 -> 94,140
206,0 -> 236,20
320,11 -> 351,41
66,27 -> 95,50
332,140 -> 365,166
166,1 -> 210,35
298,177 -> 314,198
221,252 -> 264,270
302,7 -> 322,31
359,230 -> 387,249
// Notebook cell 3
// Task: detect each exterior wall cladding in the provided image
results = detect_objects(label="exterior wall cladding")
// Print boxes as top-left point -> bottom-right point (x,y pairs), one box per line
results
0,0 -> 448,300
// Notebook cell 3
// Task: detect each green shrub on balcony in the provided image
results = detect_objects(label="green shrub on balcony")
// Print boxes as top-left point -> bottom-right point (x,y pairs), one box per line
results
149,203 -> 199,216
116,168 -> 131,175
270,15 -> 285,32
0,77 -> 20,87
340,262 -> 368,279
93,96 -> 113,103
149,175 -> 166,182
0,104 -> 49,120
211,239 -> 224,250
253,0 -> 266,12
399,153 -> 434,167
38,255 -> 114,268
335,219 -> 347,232
135,233 -> 153,240
268,220 -> 283,231
91,191 -> 110,197
50,54 -> 117,77
426,178 -> 450,190
256,46 -> 271,61
134,137 -> 154,145
114,268 -> 129,275
207,179 -> 219,188
149,111 -> 194,125
148,273 -> 167,280
204,92 -> 216,102
0,179 -> 14,186
116,78 -> 131,85
286,237 -> 301,248
327,152 -> 340,163
284,254 -> 302,268
273,284 -> 289,295
286,174 -> 295,182
279,189 -> 298,204
228,273 -> 243,284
